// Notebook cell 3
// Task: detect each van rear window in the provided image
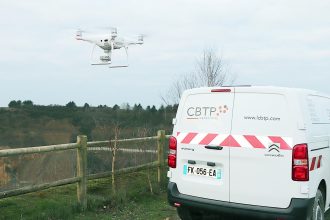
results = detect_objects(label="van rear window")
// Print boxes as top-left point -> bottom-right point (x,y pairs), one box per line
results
307,95 -> 330,124
232,93 -> 292,136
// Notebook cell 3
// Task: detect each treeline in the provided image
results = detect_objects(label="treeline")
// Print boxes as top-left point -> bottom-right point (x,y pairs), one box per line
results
0,100 -> 178,148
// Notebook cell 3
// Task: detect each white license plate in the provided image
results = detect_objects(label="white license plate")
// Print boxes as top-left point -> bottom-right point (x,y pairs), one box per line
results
183,164 -> 221,179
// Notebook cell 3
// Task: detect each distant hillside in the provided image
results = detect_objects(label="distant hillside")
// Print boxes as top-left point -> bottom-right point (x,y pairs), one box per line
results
0,101 -> 177,148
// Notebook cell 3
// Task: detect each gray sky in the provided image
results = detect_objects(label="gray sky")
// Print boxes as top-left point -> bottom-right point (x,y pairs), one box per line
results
1,0 -> 329,107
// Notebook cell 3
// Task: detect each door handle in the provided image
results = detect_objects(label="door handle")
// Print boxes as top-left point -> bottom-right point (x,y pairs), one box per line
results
205,145 -> 223,150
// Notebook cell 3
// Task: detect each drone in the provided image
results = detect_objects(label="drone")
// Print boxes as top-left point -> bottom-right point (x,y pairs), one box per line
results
75,28 -> 144,68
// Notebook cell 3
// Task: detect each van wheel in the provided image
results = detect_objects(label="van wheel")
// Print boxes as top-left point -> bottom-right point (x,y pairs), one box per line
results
312,189 -> 325,220
177,207 -> 202,220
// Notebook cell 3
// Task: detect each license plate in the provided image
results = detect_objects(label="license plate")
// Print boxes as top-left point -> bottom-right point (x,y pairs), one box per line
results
183,164 -> 221,179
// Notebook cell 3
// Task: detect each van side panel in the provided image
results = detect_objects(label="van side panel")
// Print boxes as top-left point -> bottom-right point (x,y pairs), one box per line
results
305,95 -> 330,210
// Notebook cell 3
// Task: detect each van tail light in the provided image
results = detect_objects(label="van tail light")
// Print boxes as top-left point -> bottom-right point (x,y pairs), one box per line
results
292,144 -> 309,181
168,136 -> 177,168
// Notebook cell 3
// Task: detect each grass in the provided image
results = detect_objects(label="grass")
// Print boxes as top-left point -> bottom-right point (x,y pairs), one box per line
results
74,192 -> 177,220
2,167 -> 330,220
0,184 -> 79,220
0,168 -> 178,220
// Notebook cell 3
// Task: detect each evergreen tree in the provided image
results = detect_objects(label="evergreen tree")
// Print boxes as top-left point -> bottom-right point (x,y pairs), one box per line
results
8,100 -> 22,108
22,100 -> 34,107
113,104 -> 119,111
66,101 -> 77,108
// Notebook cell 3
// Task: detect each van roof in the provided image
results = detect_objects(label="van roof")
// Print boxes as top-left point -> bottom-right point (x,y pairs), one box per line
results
183,86 -> 329,98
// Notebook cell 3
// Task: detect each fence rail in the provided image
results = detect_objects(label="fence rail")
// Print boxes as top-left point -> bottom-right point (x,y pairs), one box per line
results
0,143 -> 78,157
0,130 -> 168,210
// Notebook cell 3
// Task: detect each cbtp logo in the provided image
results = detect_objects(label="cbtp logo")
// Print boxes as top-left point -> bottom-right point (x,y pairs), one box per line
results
218,105 -> 229,115
186,105 -> 229,120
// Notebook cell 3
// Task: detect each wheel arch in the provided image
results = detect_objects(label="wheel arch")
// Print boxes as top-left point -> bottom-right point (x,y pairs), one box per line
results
318,179 -> 326,204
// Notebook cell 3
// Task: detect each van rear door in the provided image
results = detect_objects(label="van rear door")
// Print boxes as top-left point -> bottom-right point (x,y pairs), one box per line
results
173,88 -> 234,202
230,88 -> 295,208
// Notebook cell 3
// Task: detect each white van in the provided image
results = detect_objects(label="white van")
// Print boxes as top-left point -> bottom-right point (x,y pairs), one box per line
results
167,86 -> 330,220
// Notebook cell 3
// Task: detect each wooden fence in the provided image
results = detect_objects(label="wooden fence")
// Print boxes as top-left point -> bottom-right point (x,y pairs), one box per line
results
0,130 -> 169,210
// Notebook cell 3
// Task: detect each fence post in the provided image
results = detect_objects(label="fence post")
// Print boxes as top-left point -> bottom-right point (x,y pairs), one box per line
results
77,135 -> 87,211
157,130 -> 166,184
111,137 -> 117,194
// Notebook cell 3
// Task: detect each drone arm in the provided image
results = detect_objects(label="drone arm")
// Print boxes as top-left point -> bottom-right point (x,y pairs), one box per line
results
126,36 -> 144,46
127,41 -> 143,45
79,38 -> 94,44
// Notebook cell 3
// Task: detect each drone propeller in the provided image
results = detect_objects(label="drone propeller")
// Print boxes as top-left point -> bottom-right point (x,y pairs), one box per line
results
110,27 -> 117,33
75,29 -> 83,40
137,34 -> 144,43
109,27 -> 117,39
75,28 -> 93,40
92,26 -> 117,35
76,28 -> 91,34
94,26 -> 117,30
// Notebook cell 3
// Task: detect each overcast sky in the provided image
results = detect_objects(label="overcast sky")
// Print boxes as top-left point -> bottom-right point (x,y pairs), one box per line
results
0,0 -> 329,107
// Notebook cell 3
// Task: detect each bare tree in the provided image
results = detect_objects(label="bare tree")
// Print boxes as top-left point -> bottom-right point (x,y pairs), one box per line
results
161,48 -> 236,105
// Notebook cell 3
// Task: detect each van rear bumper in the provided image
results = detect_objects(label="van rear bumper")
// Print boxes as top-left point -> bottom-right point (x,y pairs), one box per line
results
168,182 -> 314,220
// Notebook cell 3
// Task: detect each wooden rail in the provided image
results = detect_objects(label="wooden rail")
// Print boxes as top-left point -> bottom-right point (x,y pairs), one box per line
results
0,143 -> 78,157
0,177 -> 81,199
0,130 -> 168,211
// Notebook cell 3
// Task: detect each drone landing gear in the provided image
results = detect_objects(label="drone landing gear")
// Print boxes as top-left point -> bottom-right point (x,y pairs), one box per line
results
91,62 -> 112,65
106,47 -> 129,68
109,65 -> 128,68
91,60 -> 128,67
90,44 -> 129,68
91,56 -> 113,65
91,61 -> 128,68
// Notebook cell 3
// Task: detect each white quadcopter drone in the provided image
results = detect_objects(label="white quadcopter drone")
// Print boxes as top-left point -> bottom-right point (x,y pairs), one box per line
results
75,28 -> 144,68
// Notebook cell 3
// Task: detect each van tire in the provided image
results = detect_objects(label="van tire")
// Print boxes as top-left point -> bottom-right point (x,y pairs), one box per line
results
177,207 -> 202,220
312,189 -> 325,220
